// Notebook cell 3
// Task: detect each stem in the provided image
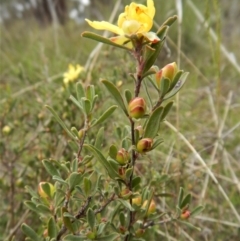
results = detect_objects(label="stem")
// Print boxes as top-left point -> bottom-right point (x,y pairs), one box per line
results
152,96 -> 164,111
125,42 -> 144,241
57,118 -> 89,240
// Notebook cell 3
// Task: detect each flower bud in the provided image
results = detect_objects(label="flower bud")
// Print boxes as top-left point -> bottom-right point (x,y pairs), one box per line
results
156,62 -> 178,87
118,167 -> 126,177
78,129 -> 85,139
86,231 -> 96,240
128,97 -> 146,119
180,210 -> 191,220
132,196 -> 142,206
142,199 -> 156,216
38,182 -> 55,199
116,148 -> 130,165
119,188 -> 132,199
135,228 -> 145,237
136,138 -> 153,153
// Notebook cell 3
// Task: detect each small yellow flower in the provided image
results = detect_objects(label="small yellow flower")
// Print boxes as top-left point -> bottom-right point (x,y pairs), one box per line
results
63,64 -> 84,85
85,0 -> 159,48
2,125 -> 11,135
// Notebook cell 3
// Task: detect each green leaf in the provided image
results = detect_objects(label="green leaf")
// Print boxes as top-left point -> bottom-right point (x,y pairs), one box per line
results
101,80 -> 128,116
42,160 -> 60,177
132,176 -> 141,189
48,217 -> 57,239
117,199 -> 134,211
87,208 -> 95,230
180,193 -> 192,209
97,223 -> 107,236
85,85 -> 95,102
91,105 -> 118,127
62,207 -> 75,234
25,186 -> 38,198
151,137 -> 164,150
143,45 -> 155,69
164,72 -> 189,100
168,70 -> 183,92
161,15 -> 178,27
142,68 -> 157,79
45,105 -> 77,141
119,212 -> 125,226
81,97 -> 91,115
80,155 -> 93,166
71,126 -> 80,139
160,77 -> 170,96
24,201 -> 38,213
94,127 -> 104,149
36,204 -> 52,215
177,187 -> 184,208
84,144 -> 119,179
69,172 -> 83,192
161,101 -> 174,120
142,37 -> 166,74
82,31 -> 131,51
144,106 -> 164,138
97,233 -> 120,241
177,220 -> 201,231
83,177 -> 92,196
21,223 -> 40,241
191,205 -> 205,217
108,144 -> 118,159
41,182 -> 52,198
63,234 -> 86,241
76,82 -> 85,101
124,89 -> 132,104
53,175 -> 68,186
142,26 -> 169,74
125,167 -> 133,181
71,158 -> 78,172
69,95 -> 83,111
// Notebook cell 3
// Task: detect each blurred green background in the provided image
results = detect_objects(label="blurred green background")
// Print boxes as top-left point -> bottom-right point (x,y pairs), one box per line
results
1,0 -> 240,240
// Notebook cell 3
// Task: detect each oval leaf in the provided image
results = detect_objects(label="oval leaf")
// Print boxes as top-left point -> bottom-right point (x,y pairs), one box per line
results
42,160 -> 60,177
84,144 -> 119,179
101,80 -> 128,116
21,223 -> 40,241
91,105 -> 118,127
87,208 -> 95,230
48,217 -> 57,239
163,72 -> 189,100
69,172 -> 83,192
45,105 -> 77,142
144,106 -> 164,138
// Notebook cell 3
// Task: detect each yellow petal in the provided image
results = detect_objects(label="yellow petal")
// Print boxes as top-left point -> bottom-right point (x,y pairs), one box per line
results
147,0 -> 155,19
85,19 -> 123,35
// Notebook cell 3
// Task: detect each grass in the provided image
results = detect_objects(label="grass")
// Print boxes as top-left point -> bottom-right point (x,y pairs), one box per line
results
1,0 -> 240,240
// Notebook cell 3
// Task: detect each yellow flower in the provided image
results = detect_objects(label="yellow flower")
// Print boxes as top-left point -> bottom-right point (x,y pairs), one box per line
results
63,64 -> 84,85
2,125 -> 11,135
85,0 -> 159,48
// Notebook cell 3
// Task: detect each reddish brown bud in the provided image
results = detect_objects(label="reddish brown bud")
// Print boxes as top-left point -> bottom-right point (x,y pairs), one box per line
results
180,210 -> 191,219
136,138 -> 153,153
128,97 -> 146,119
